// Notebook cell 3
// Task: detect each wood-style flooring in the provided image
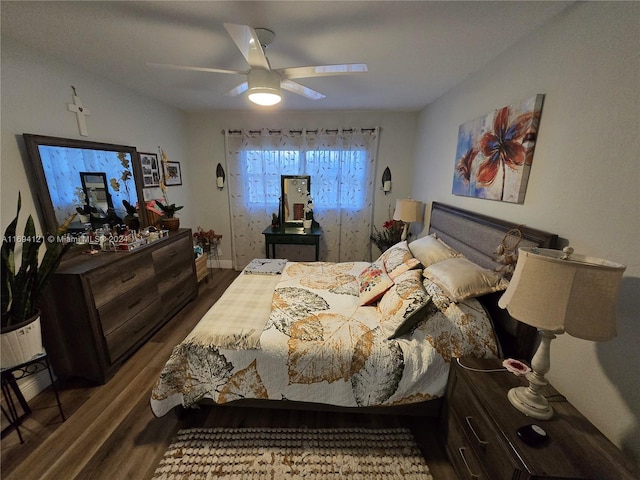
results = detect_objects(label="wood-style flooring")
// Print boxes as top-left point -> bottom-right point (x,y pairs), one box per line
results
1,268 -> 457,480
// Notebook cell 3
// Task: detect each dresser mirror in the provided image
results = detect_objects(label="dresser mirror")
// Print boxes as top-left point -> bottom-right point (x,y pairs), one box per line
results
281,175 -> 310,226
23,134 -> 147,234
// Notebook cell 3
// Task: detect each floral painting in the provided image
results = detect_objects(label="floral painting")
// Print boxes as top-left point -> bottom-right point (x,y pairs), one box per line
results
452,94 -> 544,203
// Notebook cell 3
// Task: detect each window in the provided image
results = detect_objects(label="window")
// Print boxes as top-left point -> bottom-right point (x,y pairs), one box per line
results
243,149 -> 367,210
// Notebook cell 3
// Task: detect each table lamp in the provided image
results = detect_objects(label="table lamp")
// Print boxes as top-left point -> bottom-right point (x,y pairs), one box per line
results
392,199 -> 422,241
498,246 -> 625,419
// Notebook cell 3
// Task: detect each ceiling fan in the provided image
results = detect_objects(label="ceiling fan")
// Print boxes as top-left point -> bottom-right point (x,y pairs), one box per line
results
148,23 -> 368,106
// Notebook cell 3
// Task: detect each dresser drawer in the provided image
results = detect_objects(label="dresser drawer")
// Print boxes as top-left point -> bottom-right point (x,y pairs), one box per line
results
156,263 -> 195,297
97,278 -> 160,336
446,410 -> 487,480
88,254 -> 155,308
161,276 -> 195,315
152,235 -> 193,273
105,300 -> 162,363
450,373 -> 522,479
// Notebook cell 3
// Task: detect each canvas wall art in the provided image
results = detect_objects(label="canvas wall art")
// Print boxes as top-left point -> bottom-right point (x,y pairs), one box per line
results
452,94 -> 544,203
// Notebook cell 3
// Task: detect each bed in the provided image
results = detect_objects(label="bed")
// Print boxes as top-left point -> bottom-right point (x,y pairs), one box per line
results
150,202 -> 557,417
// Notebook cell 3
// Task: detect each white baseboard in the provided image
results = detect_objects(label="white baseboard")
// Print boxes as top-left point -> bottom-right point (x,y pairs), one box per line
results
16,369 -> 51,402
208,258 -> 233,269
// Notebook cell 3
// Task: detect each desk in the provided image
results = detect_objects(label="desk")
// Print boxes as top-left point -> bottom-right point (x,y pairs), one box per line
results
1,353 -> 65,443
262,225 -> 322,261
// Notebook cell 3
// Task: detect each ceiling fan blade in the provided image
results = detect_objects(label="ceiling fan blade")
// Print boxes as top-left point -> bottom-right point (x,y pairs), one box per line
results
279,64 -> 368,80
224,82 -> 249,97
223,23 -> 270,70
281,80 -> 326,100
147,62 -> 245,75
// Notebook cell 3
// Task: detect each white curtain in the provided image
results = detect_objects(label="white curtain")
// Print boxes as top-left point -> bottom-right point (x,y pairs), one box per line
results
224,128 -> 380,270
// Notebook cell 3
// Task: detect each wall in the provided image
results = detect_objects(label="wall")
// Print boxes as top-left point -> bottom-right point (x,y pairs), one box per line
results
185,110 -> 418,268
1,37 -> 190,398
412,2 -> 639,461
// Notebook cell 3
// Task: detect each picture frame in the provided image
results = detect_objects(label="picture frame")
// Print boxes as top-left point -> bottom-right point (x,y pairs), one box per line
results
138,152 -> 161,188
163,161 -> 183,186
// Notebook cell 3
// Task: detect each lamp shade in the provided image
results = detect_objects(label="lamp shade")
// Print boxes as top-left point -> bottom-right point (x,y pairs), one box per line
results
498,247 -> 626,341
247,69 -> 281,106
392,199 -> 422,223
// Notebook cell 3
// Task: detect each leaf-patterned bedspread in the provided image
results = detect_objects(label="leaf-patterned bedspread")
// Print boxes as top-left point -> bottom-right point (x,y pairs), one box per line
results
150,261 -> 498,417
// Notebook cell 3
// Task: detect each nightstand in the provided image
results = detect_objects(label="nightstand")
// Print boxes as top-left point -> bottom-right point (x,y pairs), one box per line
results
442,357 -> 637,480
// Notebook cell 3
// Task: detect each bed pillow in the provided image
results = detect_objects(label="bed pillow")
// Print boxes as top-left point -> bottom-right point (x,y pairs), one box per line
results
378,269 -> 431,339
408,234 -> 462,267
376,241 -> 421,280
423,257 -> 509,302
358,262 -> 394,305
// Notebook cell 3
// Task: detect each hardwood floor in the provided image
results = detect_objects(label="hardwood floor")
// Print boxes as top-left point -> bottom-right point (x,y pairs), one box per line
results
1,268 -> 457,480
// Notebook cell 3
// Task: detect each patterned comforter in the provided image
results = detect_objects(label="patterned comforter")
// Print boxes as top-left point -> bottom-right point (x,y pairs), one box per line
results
150,262 -> 498,417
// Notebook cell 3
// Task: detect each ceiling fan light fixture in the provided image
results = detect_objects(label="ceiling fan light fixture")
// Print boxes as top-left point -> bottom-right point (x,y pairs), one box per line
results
247,69 -> 281,106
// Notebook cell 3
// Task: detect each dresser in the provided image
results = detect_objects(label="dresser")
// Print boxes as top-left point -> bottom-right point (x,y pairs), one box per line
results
442,357 -> 637,480
40,229 -> 197,383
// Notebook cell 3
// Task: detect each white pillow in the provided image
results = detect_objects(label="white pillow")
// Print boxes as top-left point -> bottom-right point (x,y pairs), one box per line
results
423,257 -> 509,302
408,234 -> 462,268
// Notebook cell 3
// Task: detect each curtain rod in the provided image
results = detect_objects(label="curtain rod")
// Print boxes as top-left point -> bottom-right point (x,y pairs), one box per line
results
222,127 -> 378,135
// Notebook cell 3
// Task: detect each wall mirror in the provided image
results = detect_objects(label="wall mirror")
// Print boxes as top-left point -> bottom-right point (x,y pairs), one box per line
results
281,175 -> 310,226
23,134 -> 147,233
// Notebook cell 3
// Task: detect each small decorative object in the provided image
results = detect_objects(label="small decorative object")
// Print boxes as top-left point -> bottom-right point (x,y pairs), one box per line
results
499,246 -> 626,419
502,358 -> 531,376
139,152 -> 161,187
381,166 -> 392,195
370,219 -> 403,253
109,153 -> 134,203
1,192 -> 75,368
163,160 -> 182,186
216,163 -> 226,189
452,94 -> 544,203
271,213 -> 280,229
494,226 -> 523,278
393,198 -> 422,241
66,85 -> 90,136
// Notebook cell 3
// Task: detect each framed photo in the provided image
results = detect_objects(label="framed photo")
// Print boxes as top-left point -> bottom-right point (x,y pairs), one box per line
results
163,161 -> 183,186
138,152 -> 161,188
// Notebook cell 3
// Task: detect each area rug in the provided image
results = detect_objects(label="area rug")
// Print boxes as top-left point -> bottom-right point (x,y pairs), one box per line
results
152,427 -> 433,479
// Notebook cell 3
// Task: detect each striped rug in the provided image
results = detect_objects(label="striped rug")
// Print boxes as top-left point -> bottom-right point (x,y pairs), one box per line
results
153,427 -> 433,479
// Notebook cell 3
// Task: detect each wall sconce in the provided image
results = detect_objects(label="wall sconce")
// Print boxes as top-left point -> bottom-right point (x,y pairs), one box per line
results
216,163 -> 226,189
381,166 -> 392,195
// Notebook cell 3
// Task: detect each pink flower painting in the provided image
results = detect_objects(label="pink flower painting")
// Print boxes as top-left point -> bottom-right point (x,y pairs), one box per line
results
452,95 -> 544,203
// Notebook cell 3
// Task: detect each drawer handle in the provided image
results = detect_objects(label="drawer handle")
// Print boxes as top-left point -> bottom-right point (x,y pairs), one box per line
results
171,271 -> 181,279
465,416 -> 488,447
127,298 -> 142,309
121,273 -> 136,283
458,448 -> 480,480
168,250 -> 178,258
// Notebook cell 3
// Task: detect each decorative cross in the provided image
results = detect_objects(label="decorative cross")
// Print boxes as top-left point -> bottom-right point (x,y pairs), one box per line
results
67,86 -> 91,136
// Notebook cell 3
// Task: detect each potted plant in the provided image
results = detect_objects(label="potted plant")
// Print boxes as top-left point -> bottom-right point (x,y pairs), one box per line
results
155,199 -> 183,231
193,227 -> 222,252
122,199 -> 139,231
370,219 -> 403,253
1,192 -> 75,368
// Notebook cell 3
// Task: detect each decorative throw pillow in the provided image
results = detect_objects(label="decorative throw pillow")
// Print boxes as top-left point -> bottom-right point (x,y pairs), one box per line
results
408,234 -> 462,267
376,241 -> 421,280
358,262 -> 394,306
423,257 -> 509,302
378,269 -> 431,339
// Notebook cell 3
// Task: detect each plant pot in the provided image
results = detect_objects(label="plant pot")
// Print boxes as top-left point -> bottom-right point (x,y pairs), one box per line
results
162,217 -> 180,231
303,219 -> 313,229
124,216 -> 140,231
1,311 -> 44,369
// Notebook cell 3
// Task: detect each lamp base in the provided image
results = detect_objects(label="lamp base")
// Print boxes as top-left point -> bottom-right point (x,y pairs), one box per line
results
508,386 -> 553,420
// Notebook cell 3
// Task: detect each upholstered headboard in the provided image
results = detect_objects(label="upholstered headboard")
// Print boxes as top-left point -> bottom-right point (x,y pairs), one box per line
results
428,202 -> 558,360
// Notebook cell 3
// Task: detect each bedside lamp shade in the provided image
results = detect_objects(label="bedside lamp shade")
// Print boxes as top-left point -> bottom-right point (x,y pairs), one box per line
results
498,246 -> 625,419
499,247 -> 625,340
393,199 -> 422,241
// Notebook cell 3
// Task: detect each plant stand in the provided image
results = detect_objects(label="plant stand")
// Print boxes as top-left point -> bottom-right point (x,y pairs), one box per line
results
1,352 -> 65,443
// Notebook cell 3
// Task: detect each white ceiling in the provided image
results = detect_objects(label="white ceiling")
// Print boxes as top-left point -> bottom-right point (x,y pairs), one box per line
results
1,1 -> 572,112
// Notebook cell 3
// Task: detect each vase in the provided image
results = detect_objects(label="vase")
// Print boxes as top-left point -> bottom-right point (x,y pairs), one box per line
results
162,217 -> 180,231
1,312 -> 44,369
303,219 -> 313,229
